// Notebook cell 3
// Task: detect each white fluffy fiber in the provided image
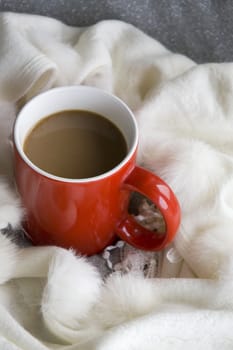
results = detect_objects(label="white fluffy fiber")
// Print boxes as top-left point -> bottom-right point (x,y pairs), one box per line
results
137,63 -> 233,278
0,101 -> 23,228
41,249 -> 102,343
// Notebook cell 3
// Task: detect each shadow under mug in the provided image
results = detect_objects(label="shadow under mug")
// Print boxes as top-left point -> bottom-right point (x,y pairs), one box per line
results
13,86 -> 181,255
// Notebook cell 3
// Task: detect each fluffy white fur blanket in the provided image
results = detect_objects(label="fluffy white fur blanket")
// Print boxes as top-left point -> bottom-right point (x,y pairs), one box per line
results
1,12 -> 233,349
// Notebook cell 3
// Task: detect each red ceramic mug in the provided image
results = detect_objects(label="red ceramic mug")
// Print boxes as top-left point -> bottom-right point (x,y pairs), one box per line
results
13,86 -> 180,255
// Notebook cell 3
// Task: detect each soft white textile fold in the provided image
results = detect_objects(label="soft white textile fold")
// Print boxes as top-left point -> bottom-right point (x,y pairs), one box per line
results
0,11 -> 233,349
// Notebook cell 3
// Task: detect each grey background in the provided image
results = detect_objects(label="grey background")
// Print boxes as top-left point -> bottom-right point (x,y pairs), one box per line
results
0,0 -> 233,63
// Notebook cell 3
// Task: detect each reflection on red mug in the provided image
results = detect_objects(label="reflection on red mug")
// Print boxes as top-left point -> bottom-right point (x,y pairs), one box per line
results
13,86 -> 180,255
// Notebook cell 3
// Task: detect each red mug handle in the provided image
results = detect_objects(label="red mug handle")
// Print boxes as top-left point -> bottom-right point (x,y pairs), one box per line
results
116,166 -> 181,251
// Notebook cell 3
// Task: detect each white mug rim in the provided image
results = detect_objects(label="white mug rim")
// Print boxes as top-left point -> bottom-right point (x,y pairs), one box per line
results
14,86 -> 138,183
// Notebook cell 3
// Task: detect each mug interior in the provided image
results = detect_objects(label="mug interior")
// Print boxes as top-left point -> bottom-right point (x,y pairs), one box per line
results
14,86 -> 138,182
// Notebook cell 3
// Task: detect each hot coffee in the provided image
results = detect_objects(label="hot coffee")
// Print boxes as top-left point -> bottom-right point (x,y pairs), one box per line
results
23,110 -> 127,179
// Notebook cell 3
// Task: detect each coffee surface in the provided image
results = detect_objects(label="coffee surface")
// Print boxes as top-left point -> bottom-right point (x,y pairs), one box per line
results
24,110 -> 127,179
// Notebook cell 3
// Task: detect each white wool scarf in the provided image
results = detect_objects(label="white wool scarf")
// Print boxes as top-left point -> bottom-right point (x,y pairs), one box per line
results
0,11 -> 233,349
